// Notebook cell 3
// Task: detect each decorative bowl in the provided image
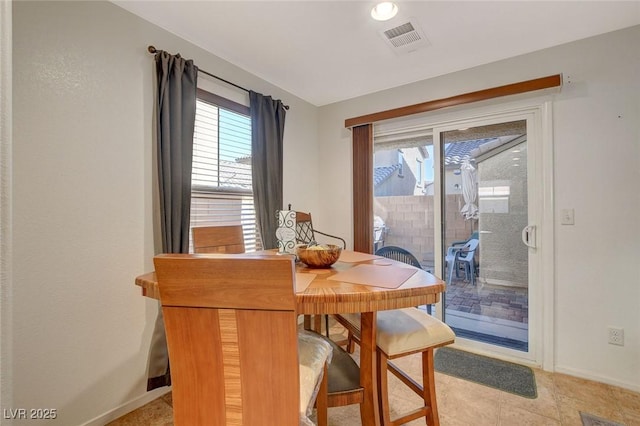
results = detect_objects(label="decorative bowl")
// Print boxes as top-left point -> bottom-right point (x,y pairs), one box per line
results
296,244 -> 342,268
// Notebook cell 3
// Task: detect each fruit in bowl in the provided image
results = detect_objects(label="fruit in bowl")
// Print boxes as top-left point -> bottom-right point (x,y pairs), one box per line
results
295,244 -> 342,268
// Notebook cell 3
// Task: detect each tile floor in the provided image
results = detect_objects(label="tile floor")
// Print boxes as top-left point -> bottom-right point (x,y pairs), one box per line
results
108,322 -> 640,426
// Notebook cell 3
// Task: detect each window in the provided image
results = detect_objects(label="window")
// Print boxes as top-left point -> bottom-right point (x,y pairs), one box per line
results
190,89 -> 261,252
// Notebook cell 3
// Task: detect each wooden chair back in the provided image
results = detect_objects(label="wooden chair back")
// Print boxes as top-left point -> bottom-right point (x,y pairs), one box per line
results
294,212 -> 315,244
154,254 -> 299,425
192,225 -> 245,254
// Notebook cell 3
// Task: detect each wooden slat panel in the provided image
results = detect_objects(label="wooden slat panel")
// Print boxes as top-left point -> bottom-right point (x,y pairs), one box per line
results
162,306 -> 226,425
238,310 -> 300,425
352,124 -> 374,253
344,74 -> 562,128
219,309 -> 242,425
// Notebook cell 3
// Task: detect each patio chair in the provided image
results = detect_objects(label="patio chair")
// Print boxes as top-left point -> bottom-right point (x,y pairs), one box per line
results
446,238 -> 479,285
447,231 -> 479,254
375,246 -> 422,268
374,246 -> 433,315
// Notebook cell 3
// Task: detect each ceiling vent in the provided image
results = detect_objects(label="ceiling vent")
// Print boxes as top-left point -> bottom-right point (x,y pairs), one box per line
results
379,19 -> 430,55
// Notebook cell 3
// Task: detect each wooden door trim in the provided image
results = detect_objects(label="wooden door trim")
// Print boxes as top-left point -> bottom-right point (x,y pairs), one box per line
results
345,74 -> 562,128
352,124 -> 373,253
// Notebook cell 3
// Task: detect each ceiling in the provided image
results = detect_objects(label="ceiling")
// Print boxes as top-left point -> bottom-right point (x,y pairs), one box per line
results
114,1 -> 640,106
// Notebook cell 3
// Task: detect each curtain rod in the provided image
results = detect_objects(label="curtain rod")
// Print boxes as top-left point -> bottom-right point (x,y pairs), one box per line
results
148,46 -> 289,110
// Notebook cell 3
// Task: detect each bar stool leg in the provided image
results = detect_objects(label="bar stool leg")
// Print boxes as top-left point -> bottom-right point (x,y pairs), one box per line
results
377,349 -> 392,425
423,349 -> 439,426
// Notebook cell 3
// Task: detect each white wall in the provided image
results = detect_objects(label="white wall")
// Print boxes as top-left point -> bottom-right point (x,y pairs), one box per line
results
318,26 -> 640,391
10,2 -> 319,424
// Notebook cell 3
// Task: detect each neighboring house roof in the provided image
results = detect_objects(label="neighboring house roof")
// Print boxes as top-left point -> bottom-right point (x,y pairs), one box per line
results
444,138 -> 495,166
375,138 -> 494,187
219,159 -> 252,188
374,164 -> 401,187
193,159 -> 252,190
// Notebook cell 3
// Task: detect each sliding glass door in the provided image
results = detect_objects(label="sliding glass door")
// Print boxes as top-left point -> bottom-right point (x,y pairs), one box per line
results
439,119 -> 531,353
373,103 -> 550,364
373,129 -> 436,313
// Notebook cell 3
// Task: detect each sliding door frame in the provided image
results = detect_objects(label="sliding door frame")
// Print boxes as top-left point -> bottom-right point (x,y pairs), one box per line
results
434,103 -> 552,366
360,98 -> 555,369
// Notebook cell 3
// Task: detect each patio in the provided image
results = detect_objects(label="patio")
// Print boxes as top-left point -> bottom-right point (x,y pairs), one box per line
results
439,273 -> 529,351
445,277 -> 528,324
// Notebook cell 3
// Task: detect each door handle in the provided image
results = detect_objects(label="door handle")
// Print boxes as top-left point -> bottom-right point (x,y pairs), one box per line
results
522,225 -> 536,248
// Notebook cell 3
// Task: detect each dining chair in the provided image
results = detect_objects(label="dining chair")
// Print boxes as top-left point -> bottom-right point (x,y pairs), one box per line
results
373,245 -> 432,317
153,254 -> 332,426
334,309 -> 455,426
293,211 -> 346,249
374,246 -> 422,268
287,209 -> 365,416
287,209 -> 346,337
322,336 -> 365,418
191,225 -> 245,254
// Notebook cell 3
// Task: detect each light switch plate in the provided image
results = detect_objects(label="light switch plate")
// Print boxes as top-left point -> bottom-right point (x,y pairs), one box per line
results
561,209 -> 575,225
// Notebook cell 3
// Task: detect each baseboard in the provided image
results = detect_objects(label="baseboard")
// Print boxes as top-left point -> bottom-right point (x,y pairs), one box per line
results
554,365 -> 640,393
80,386 -> 171,426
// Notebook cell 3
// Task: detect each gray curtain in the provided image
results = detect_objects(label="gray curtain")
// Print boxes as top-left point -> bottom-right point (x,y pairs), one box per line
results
250,91 -> 286,249
148,50 -> 198,390
156,51 -> 198,253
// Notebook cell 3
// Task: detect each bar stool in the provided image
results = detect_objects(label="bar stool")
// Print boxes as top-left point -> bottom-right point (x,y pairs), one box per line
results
334,308 -> 455,425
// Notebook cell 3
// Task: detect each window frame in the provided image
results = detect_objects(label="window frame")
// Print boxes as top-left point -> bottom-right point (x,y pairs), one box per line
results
190,89 -> 261,252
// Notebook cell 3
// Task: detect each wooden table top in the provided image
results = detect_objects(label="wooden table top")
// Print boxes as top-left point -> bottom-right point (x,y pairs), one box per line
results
135,250 -> 445,315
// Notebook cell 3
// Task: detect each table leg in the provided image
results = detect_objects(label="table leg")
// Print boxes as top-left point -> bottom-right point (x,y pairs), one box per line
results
359,311 -> 381,426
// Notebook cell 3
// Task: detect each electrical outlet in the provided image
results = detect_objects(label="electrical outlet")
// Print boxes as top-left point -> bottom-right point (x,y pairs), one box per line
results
608,327 -> 624,346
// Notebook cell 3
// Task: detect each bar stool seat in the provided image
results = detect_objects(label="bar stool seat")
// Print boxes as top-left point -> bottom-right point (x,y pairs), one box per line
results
335,308 -> 455,426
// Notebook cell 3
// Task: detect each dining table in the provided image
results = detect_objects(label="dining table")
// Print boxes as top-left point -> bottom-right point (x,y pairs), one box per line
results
135,249 -> 446,426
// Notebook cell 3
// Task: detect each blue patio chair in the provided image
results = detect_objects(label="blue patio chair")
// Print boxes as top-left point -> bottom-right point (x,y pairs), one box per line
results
446,238 -> 479,285
448,231 -> 479,253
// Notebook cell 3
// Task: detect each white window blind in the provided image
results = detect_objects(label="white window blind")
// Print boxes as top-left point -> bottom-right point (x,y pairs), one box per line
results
189,95 -> 262,252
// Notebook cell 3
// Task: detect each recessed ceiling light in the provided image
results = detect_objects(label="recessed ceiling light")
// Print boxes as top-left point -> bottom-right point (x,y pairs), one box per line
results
371,2 -> 398,21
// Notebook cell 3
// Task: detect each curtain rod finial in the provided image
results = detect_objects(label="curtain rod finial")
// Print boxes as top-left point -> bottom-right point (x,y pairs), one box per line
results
148,45 -> 157,54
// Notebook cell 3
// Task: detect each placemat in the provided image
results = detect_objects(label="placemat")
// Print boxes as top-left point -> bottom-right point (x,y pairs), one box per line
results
295,272 -> 316,293
338,251 -> 381,263
328,264 -> 416,289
